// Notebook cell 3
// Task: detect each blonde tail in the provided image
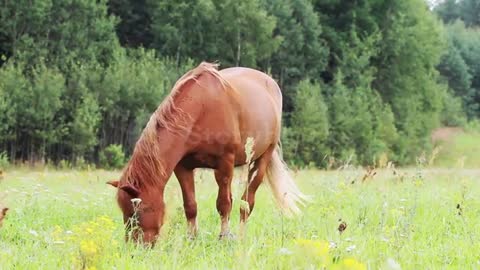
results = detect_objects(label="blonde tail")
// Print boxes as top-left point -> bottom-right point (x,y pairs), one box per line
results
265,144 -> 311,217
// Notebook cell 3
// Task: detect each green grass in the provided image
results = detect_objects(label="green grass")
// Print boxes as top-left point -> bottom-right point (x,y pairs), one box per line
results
433,130 -> 480,168
0,167 -> 479,269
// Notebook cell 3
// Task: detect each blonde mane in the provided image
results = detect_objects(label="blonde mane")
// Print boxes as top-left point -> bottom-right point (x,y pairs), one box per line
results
123,62 -> 231,188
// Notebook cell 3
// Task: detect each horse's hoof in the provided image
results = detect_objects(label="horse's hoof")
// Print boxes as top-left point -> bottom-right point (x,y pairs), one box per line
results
218,232 -> 236,240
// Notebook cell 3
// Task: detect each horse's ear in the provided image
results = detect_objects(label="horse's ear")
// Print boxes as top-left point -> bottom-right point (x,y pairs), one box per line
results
119,184 -> 140,198
106,180 -> 119,188
1,208 -> 8,216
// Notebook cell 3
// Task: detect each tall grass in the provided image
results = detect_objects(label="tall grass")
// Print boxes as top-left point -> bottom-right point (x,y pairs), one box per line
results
0,166 -> 479,269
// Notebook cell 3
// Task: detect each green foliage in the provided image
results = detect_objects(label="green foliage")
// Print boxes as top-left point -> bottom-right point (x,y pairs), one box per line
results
0,64 -> 22,146
0,61 -> 65,162
96,49 -> 193,154
150,0 -> 280,67
370,0 -> 445,164
99,144 -> 125,169
58,159 -> 72,170
0,46 -> 192,165
438,21 -> 480,119
440,89 -> 468,127
0,152 -> 9,169
0,0 -> 477,168
262,0 -> 328,108
324,74 -> 396,166
287,79 -> 329,167
0,0 -> 119,68
108,0 -> 156,48
435,0 -> 480,27
435,0 -> 462,24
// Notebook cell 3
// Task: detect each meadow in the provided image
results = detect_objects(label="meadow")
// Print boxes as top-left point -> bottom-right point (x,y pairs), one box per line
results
0,162 -> 479,269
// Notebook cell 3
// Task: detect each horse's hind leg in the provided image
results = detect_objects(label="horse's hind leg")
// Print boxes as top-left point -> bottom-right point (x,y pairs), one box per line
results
240,145 -> 275,223
214,152 -> 235,239
174,165 -> 198,238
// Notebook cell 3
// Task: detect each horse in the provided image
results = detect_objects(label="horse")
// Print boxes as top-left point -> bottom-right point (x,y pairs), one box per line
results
107,62 -> 308,245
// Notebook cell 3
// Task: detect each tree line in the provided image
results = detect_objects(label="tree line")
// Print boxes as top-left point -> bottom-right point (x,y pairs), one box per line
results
0,0 -> 478,168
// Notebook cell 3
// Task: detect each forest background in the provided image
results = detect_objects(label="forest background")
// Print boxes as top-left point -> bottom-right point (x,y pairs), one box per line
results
0,0 -> 479,169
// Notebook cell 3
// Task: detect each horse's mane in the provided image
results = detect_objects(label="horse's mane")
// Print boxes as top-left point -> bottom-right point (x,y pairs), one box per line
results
122,62 -> 230,189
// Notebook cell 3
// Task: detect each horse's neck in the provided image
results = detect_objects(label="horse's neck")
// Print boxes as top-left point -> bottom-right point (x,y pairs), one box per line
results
130,82 -> 206,187
155,128 -> 189,173
129,124 -> 190,188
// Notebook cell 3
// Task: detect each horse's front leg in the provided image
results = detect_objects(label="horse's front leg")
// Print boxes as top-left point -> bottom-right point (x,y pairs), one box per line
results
174,164 -> 198,239
214,152 -> 235,239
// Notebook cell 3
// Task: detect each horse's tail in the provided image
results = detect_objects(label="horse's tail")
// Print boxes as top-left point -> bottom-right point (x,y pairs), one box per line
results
265,143 -> 310,217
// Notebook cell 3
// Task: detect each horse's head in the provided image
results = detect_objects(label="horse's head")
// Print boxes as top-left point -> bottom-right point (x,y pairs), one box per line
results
0,207 -> 8,228
107,180 -> 165,246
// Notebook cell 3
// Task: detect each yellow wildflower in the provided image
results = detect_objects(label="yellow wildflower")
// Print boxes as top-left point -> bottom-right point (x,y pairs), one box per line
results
337,257 -> 367,270
294,239 -> 330,257
80,240 -> 98,256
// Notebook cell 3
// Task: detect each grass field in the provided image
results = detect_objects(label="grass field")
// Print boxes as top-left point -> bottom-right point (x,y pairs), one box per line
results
0,165 -> 479,270
433,129 -> 480,169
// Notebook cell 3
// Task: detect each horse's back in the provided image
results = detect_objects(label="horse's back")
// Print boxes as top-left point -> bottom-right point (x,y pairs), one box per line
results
219,67 -> 282,158
181,65 -> 282,167
219,67 -> 282,109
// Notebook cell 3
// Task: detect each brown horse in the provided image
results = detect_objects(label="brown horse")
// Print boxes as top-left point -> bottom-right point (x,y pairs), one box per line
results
107,62 -> 308,245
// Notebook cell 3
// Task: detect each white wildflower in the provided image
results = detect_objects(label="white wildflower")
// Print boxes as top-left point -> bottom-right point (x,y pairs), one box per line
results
278,248 -> 293,255
131,198 -> 142,204
329,241 -> 337,249
346,245 -> 356,252
384,258 -> 402,270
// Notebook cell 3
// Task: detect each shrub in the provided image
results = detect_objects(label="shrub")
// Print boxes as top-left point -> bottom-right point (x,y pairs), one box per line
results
0,152 -> 9,169
58,160 -> 71,170
99,144 -> 125,169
